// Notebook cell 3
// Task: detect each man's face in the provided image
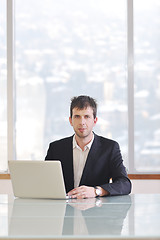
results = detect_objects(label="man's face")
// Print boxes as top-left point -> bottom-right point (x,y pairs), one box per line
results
69,107 -> 97,140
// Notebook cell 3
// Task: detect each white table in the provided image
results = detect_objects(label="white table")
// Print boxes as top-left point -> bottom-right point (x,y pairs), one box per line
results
0,194 -> 160,240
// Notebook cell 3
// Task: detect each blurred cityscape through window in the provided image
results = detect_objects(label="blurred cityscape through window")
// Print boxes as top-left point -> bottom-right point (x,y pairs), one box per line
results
0,0 -> 160,173
15,0 -> 128,166
134,0 -> 160,171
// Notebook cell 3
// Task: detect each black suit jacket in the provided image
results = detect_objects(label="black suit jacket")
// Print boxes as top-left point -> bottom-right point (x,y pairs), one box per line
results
45,133 -> 131,195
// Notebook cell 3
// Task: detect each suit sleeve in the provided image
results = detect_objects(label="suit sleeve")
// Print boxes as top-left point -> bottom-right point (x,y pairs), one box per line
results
45,143 -> 54,160
100,142 -> 132,196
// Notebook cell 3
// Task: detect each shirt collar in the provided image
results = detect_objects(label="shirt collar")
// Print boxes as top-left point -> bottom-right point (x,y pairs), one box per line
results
73,133 -> 94,150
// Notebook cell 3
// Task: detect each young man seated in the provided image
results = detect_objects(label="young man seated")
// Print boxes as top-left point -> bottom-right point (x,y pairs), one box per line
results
45,95 -> 131,198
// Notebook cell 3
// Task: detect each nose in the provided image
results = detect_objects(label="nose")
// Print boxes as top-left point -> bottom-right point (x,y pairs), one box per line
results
80,117 -> 85,125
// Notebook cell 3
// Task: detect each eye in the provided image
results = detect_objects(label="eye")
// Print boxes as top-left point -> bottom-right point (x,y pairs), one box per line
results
74,115 -> 80,118
85,115 -> 90,119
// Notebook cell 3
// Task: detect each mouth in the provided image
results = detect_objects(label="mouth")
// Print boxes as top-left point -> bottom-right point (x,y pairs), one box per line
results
78,128 -> 86,133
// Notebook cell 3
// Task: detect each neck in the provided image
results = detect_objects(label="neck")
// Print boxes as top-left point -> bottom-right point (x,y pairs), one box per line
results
75,132 -> 93,151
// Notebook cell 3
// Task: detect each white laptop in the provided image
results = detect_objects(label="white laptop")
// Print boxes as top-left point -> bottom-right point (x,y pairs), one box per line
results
8,160 -> 70,199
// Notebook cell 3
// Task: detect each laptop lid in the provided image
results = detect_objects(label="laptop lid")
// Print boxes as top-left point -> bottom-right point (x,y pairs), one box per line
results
8,160 -> 68,199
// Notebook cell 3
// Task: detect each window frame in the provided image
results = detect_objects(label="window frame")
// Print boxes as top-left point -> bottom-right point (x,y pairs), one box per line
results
7,0 -> 16,162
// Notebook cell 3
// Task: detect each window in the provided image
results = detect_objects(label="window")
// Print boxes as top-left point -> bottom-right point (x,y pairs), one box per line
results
15,0 -> 128,165
134,0 -> 160,172
0,0 -> 160,174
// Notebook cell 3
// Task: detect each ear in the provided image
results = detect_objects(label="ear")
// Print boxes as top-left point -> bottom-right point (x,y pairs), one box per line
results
94,117 -> 98,126
69,117 -> 73,126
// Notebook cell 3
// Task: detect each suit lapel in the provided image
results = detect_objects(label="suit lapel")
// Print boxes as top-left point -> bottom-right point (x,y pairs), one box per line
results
79,134 -> 101,185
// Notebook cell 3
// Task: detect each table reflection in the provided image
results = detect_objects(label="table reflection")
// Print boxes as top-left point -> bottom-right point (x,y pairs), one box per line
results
64,196 -> 131,235
8,195 -> 131,237
1,194 -> 160,239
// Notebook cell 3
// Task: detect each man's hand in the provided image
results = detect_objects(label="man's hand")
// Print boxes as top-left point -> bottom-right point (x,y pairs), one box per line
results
67,185 -> 96,199
67,185 -> 109,199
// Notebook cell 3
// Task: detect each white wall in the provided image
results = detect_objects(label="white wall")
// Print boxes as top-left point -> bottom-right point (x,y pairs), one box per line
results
0,179 -> 160,195
0,180 -> 14,195
131,180 -> 160,194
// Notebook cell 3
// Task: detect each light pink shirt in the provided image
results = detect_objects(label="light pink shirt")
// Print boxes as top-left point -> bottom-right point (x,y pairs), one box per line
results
73,134 -> 94,188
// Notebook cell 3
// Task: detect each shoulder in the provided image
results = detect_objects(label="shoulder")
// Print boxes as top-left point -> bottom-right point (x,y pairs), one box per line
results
94,133 -> 120,150
45,135 -> 73,160
49,135 -> 73,147
94,133 -> 118,146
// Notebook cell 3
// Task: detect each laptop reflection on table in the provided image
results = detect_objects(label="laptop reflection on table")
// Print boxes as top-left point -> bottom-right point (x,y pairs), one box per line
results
9,198 -> 67,236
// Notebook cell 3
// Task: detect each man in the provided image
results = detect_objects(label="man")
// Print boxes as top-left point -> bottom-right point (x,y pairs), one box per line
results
45,95 -> 131,198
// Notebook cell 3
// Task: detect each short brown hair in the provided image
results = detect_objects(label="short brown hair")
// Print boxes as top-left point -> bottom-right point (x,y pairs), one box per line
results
70,95 -> 97,119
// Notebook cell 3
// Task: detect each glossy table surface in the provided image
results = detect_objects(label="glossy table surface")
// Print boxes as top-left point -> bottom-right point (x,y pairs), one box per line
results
0,194 -> 160,240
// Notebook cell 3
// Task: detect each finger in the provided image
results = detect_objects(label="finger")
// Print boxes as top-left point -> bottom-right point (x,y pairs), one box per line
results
79,192 -> 87,199
68,187 -> 88,198
67,188 -> 78,196
71,191 -> 85,199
